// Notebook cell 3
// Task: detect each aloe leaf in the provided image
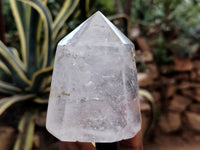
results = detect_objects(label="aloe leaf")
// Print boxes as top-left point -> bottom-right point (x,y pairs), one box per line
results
27,8 -> 39,77
0,60 -> 11,75
17,0 -> 53,69
0,42 -> 25,72
28,66 -> 53,92
0,89 -> 15,95
34,97 -> 48,104
8,47 -> 25,71
139,89 -> 156,137
0,94 -> 35,115
0,41 -> 31,88
0,81 -> 21,94
9,0 -> 30,69
43,87 -> 50,93
54,25 -> 68,46
36,0 -> 47,45
13,111 -> 35,150
86,0 -> 90,15
108,14 -> 130,36
53,0 -> 79,39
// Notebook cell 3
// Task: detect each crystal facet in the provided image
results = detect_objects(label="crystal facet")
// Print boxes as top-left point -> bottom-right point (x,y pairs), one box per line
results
46,11 -> 141,142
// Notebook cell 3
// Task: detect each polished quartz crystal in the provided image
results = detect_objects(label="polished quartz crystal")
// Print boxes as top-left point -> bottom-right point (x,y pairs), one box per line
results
46,11 -> 141,142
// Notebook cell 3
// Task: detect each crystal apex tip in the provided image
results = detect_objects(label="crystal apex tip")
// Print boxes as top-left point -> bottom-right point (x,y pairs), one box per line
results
91,11 -> 105,18
58,10 -> 134,46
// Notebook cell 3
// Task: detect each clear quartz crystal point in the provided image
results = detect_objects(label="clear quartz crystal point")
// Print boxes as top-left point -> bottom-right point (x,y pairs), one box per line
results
46,11 -> 141,142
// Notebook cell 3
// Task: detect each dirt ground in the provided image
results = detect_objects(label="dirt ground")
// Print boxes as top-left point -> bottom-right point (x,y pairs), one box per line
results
143,132 -> 200,150
144,143 -> 200,150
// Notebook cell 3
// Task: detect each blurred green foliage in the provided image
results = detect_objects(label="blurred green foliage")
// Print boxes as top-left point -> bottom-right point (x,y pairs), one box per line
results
153,35 -> 173,64
2,1 -> 16,35
0,0 -> 80,150
93,0 -> 115,15
132,0 -> 200,63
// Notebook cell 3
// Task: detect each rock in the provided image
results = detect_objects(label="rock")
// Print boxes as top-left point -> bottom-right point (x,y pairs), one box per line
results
139,64 -> 158,79
146,64 -> 158,79
46,11 -> 141,142
182,89 -> 200,102
178,82 -> 192,89
195,88 -> 200,96
130,27 -> 140,39
173,56 -> 193,71
138,73 -> 148,82
162,77 -> 176,85
189,104 -> 200,114
135,37 -> 151,51
178,82 -> 200,89
136,51 -> 153,62
175,73 -> 189,81
197,69 -> 200,76
138,73 -> 154,87
137,64 -> 158,87
0,126 -> 16,150
147,27 -> 159,35
169,95 -> 191,112
160,65 -> 173,74
190,71 -> 197,81
185,111 -> 200,132
159,112 -> 181,133
193,60 -> 200,70
166,86 -> 176,98
152,91 -> 160,101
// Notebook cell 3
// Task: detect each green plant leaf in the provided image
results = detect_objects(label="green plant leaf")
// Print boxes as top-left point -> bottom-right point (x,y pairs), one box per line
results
0,42 -> 25,72
36,0 -> 48,66
28,66 -> 53,92
108,14 -> 130,35
0,60 -> 11,75
54,25 -> 68,46
86,0 -> 90,16
53,0 -> 79,39
0,81 -> 21,94
34,97 -> 48,104
26,8 -> 40,77
13,111 -> 35,150
0,89 -> 14,95
139,89 -> 156,137
10,0 -> 30,69
0,41 -> 31,88
8,47 -> 25,71
0,94 -> 35,115
16,0 -> 53,69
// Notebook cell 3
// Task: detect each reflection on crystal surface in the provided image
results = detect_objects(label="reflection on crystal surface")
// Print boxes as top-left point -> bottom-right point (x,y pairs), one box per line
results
46,11 -> 141,142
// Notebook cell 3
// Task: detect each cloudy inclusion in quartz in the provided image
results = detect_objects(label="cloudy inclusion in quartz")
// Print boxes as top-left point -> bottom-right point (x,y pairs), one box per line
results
46,11 -> 141,142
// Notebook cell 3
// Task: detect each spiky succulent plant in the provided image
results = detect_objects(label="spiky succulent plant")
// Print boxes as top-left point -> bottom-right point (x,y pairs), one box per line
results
0,0 -> 79,149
